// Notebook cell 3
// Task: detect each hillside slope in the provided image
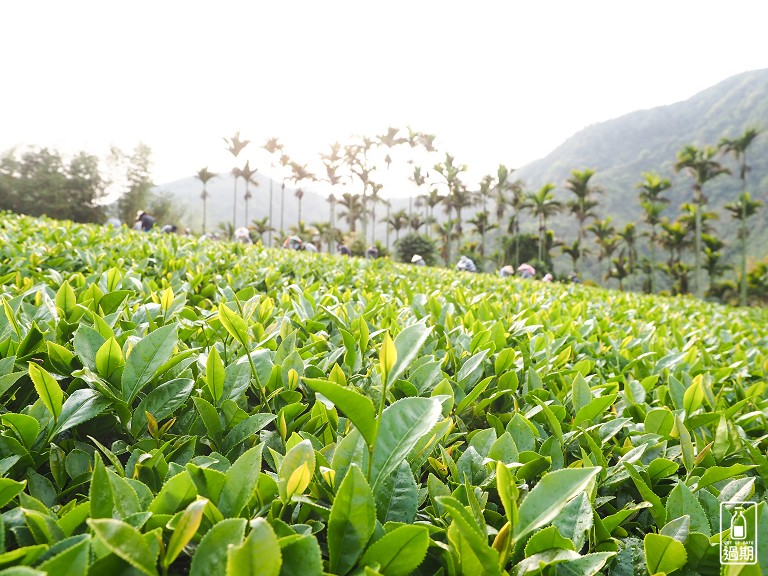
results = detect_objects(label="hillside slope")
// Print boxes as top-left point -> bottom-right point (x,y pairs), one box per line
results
515,69 -> 768,253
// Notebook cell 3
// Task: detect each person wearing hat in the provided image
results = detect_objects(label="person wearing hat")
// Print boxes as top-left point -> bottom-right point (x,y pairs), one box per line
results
135,210 -> 156,231
338,244 -> 351,257
498,265 -> 515,278
411,254 -> 426,266
542,273 -> 553,282
234,227 -> 252,244
456,255 -> 477,273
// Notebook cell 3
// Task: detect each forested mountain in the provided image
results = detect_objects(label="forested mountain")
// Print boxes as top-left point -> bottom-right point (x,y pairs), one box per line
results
515,69 -> 768,253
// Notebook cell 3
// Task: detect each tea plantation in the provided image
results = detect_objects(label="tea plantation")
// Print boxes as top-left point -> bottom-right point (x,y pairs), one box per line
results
0,213 -> 766,575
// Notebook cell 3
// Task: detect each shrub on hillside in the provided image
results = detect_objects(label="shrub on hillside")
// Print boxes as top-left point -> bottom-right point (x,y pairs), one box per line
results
395,233 -> 437,266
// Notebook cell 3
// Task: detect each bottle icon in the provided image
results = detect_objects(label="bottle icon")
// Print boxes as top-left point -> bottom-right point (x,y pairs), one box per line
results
732,506 -> 747,540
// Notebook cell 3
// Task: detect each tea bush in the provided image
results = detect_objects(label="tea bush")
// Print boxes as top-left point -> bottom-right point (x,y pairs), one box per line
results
0,213 -> 766,575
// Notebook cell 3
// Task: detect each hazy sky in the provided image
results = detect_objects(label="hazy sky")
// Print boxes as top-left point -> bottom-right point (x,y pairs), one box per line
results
3,1 -> 768,194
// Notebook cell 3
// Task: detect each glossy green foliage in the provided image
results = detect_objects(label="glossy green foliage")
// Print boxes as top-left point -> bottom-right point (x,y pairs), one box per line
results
0,213 -> 764,574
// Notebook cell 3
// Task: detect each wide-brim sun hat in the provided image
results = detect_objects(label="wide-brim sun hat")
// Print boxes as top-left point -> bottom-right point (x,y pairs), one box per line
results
411,254 -> 423,263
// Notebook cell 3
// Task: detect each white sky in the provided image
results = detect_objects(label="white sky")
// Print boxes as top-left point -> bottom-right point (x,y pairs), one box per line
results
3,1 -> 768,197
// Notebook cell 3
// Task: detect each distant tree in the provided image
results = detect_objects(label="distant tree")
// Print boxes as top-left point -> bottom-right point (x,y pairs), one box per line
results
433,153 -> 469,262
0,147 -> 108,223
588,217 -> 617,282
195,167 -> 217,234
702,233 -> 730,293
636,172 -> 671,293
250,216 -> 274,244
720,128 -> 761,306
289,162 -> 315,228
313,221 -> 341,253
467,211 -> 497,259
507,181 -> 526,267
422,189 -> 444,239
279,152 -> 291,235
368,181 -> 383,245
395,232 -> 437,266
240,161 -> 258,227
725,192 -> 763,305
115,143 -> 155,226
494,165 -> 512,238
659,218 -> 692,293
294,189 -> 305,227
384,209 -> 409,243
320,142 -> 346,243
560,239 -> 589,275
618,223 -> 638,274
223,131 -> 250,229
148,188 -> 185,227
675,144 -> 730,298
410,166 -> 428,219
607,251 -> 631,291
337,192 -> 365,232
262,137 -> 284,247
565,168 -> 601,246
326,194 -> 338,249
345,138 -> 376,240
434,219 -> 459,264
523,183 -> 561,264
409,214 -> 426,233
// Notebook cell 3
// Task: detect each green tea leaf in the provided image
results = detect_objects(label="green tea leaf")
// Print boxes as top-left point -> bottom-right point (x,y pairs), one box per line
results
278,439 -> 315,503
371,397 -> 441,494
226,518 -> 281,576
88,518 -> 158,576
121,324 -> 178,403
218,302 -> 250,347
388,322 -> 432,384
513,467 -> 601,541
189,518 -> 246,576
644,533 -> 687,574
95,337 -> 124,383
163,498 -> 208,569
304,378 -> 377,448
666,481 -> 711,536
37,536 -> 90,576
218,444 -> 263,517
380,331 -> 397,384
28,363 -> 62,421
51,389 -> 110,437
328,464 -> 375,575
206,346 -> 226,404
359,524 -> 429,576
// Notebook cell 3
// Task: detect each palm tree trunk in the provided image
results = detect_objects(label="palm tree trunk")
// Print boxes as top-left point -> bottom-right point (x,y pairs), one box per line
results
514,218 -> 520,268
202,190 -> 207,234
385,204 -> 390,251
741,201 -> 747,306
297,197 -> 302,227
232,177 -> 238,230
268,176 -> 274,247
694,197 -> 703,298
244,182 -> 249,227
361,188 -> 368,240
371,203 -> 376,246
280,182 -> 285,236
650,226 -> 656,294
329,202 -> 335,254
538,217 -> 544,263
